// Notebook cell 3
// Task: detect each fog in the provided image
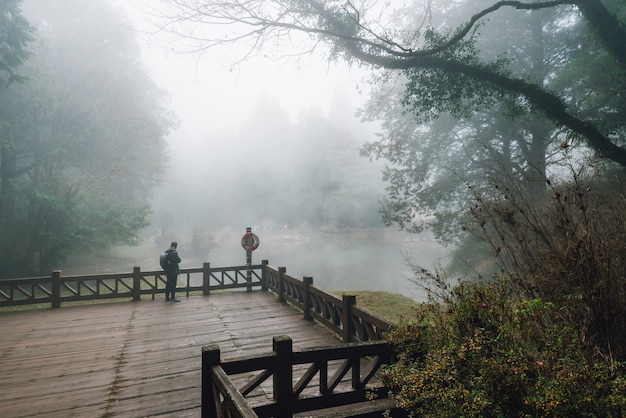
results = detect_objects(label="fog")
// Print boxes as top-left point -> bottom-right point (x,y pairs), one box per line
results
139,88 -> 452,300
186,227 -> 448,300
84,1 -> 452,300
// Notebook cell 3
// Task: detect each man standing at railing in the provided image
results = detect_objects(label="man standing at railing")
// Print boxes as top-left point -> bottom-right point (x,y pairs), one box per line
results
162,241 -> 182,303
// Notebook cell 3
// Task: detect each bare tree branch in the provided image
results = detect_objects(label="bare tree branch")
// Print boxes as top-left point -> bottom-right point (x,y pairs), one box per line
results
157,0 -> 626,166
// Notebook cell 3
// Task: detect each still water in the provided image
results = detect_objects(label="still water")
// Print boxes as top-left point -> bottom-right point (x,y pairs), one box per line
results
64,228 -> 451,302
193,228 -> 451,302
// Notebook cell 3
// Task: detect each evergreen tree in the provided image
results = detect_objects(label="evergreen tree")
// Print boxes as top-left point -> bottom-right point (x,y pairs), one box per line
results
0,0 -> 176,276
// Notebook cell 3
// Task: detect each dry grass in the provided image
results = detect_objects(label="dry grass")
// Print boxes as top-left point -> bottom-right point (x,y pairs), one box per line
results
336,290 -> 420,323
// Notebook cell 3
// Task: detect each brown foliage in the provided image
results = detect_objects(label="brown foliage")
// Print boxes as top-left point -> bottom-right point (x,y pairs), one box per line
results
467,165 -> 626,361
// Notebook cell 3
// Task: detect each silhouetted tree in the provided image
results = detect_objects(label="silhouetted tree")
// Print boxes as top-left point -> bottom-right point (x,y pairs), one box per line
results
0,0 -> 176,276
157,0 -> 626,166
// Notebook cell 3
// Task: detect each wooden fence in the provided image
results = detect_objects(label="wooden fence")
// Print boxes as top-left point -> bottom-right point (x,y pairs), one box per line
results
202,336 -> 407,418
0,261 -> 393,343
264,265 -> 393,343
1,261 -> 400,417
0,262 -> 265,308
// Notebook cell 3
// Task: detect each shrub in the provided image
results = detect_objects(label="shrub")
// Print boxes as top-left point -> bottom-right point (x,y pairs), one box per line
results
383,277 -> 626,417
462,156 -> 626,362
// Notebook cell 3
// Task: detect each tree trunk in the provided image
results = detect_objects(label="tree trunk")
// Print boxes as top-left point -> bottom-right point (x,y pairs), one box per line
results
0,140 -> 17,236
525,8 -> 549,197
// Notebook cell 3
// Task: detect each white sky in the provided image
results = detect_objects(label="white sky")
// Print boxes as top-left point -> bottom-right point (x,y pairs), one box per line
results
149,47 -> 368,135
113,0 -> 372,142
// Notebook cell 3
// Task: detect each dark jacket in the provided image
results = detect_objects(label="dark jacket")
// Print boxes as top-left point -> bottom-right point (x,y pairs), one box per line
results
164,248 -> 181,275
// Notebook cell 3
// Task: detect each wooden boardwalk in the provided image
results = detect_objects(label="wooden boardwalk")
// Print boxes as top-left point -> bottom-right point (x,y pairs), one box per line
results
0,291 -> 343,417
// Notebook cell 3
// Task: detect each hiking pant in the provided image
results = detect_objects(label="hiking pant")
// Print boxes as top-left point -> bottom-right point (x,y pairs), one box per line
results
166,274 -> 178,298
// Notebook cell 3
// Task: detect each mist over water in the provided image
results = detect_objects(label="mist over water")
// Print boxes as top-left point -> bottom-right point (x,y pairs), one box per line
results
182,227 -> 451,302
62,226 -> 449,303
62,225 -> 449,302
31,2 -> 453,297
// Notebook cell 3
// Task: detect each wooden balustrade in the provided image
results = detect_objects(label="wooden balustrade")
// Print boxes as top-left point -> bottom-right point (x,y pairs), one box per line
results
263,265 -> 394,343
1,261 -> 394,345
0,262 -> 264,308
202,336 -> 405,418
2,260 -> 402,417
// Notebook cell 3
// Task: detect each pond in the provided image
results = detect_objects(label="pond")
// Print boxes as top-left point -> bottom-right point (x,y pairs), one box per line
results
193,228 -> 451,302
64,227 -> 452,302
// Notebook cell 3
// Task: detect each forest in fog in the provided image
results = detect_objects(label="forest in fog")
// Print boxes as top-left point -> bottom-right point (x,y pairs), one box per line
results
1,0 -> 626,290
4,0 -> 626,414
152,93 -> 387,243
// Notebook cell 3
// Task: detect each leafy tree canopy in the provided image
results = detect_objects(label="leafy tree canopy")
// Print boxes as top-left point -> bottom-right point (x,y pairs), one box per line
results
0,0 -> 32,89
0,0 -> 176,277
149,0 -> 626,260
155,0 -> 626,166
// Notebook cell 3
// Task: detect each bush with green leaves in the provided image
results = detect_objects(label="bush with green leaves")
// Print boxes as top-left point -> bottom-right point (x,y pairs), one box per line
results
382,277 -> 626,417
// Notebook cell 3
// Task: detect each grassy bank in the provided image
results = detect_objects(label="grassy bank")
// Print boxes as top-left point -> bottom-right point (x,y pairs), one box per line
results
336,290 -> 420,323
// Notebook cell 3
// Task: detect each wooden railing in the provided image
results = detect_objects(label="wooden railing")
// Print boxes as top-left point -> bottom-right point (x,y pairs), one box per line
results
1,260 -> 401,417
264,265 -> 393,343
0,262 -> 265,308
0,261 -> 393,345
202,336 -> 406,418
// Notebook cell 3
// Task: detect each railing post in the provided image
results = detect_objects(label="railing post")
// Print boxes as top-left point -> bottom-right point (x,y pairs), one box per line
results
278,267 -> 287,304
303,276 -> 313,321
203,262 -> 211,296
261,259 -> 269,291
342,294 -> 357,343
351,354 -> 361,390
245,227 -> 253,292
51,270 -> 61,309
273,336 -> 294,418
202,344 -> 221,418
132,267 -> 141,302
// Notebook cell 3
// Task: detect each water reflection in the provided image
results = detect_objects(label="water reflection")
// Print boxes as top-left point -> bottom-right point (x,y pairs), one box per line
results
63,228 -> 451,302
198,228 -> 451,302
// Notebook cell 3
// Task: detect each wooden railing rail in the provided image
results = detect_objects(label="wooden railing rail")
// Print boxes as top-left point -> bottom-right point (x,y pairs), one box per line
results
0,263 -> 264,308
1,261 -> 393,345
2,261 -> 401,416
202,336 -> 402,418
263,265 -> 394,343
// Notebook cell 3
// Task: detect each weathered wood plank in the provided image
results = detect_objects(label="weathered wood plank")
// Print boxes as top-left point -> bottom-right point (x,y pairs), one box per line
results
0,291 -> 342,417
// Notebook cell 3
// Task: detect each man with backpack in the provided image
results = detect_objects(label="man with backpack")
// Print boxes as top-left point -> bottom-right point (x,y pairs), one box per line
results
160,241 -> 182,302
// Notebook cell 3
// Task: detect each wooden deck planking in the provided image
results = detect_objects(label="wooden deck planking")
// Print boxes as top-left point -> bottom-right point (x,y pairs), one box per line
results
0,291 -> 343,417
